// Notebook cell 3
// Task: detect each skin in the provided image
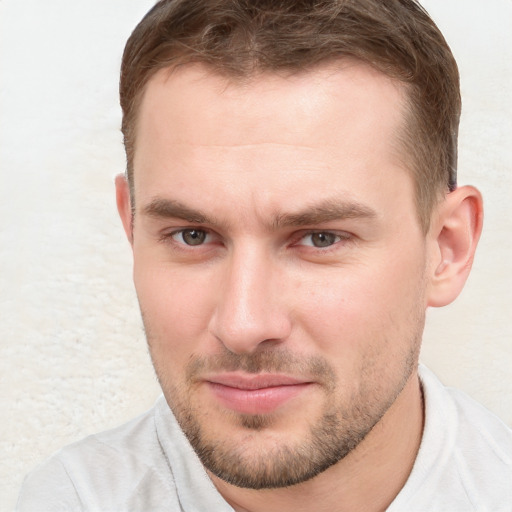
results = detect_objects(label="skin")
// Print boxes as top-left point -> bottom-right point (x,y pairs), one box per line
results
116,61 -> 483,512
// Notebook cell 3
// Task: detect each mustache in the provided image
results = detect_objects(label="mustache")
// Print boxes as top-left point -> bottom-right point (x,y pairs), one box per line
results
186,347 -> 336,384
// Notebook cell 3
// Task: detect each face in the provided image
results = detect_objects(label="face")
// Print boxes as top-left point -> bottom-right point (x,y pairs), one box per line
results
127,62 -> 430,489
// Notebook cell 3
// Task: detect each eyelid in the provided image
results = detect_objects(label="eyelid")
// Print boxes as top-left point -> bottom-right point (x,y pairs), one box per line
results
157,226 -> 353,251
293,229 -> 352,248
158,226 -> 214,245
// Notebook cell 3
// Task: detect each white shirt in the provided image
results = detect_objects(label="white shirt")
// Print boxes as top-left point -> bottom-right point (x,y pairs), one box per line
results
17,366 -> 512,511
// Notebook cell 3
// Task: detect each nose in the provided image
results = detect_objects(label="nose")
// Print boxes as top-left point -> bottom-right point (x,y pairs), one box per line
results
208,245 -> 292,354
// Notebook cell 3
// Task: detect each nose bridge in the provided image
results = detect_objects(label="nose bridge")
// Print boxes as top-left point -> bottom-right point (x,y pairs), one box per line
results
209,241 -> 290,353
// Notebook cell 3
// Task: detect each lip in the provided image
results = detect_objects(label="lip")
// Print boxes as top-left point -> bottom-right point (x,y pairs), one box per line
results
204,373 -> 313,415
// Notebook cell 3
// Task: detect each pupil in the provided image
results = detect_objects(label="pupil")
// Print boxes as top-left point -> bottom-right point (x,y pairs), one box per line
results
183,230 -> 206,245
312,232 -> 335,247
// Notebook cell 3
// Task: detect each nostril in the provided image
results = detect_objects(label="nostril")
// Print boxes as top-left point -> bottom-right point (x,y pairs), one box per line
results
208,309 -> 292,355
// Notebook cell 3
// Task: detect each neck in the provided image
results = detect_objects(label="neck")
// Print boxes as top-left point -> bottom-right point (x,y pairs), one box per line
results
210,370 -> 424,512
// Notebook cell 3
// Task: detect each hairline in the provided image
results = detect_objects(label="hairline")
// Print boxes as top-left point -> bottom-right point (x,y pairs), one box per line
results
126,59 -> 442,234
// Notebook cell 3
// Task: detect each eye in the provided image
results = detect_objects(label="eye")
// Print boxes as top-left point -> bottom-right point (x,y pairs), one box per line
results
298,231 -> 346,248
171,229 -> 209,246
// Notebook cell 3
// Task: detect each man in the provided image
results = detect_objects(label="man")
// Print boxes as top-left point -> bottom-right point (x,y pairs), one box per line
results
17,0 -> 512,510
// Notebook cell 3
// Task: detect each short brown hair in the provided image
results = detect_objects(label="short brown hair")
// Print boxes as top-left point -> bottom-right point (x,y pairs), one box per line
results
120,0 -> 460,232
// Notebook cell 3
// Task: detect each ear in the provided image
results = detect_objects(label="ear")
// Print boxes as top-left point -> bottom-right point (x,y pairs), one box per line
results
426,186 -> 483,307
115,173 -> 134,245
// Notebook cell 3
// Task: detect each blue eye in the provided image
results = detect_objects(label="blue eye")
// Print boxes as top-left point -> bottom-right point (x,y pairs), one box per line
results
172,229 -> 208,246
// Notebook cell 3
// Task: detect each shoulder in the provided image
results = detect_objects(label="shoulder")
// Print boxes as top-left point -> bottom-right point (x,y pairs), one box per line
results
393,365 -> 512,511
17,397 -> 179,512
420,364 -> 512,465
445,380 -> 512,504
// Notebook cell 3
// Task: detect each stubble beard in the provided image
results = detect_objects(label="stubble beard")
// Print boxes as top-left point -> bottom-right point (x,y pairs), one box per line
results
148,338 -> 421,490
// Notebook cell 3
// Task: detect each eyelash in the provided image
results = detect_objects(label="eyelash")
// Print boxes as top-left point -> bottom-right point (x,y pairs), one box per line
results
159,228 -> 352,252
294,231 -> 351,249
158,228 -> 214,247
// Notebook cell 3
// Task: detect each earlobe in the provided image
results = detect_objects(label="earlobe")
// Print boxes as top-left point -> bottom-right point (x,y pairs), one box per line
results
115,173 -> 134,245
427,186 -> 483,307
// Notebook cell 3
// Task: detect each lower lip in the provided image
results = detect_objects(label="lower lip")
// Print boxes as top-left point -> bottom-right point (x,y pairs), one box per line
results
206,382 -> 312,415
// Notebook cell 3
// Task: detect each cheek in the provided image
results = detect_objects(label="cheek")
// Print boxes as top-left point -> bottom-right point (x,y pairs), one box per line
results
133,260 -> 217,361
295,250 -> 427,356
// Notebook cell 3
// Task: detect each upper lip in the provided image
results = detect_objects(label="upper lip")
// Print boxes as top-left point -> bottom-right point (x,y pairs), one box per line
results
204,373 -> 312,390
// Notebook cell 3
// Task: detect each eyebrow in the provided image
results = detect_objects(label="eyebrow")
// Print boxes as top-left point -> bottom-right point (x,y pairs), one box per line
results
273,199 -> 377,228
141,197 -> 377,228
142,198 -> 217,224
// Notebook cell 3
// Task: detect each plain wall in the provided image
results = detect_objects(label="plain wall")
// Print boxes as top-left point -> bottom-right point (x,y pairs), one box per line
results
1,1 -> 511,510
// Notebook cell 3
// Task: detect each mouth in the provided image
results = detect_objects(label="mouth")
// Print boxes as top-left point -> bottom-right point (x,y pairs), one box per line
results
204,373 -> 314,415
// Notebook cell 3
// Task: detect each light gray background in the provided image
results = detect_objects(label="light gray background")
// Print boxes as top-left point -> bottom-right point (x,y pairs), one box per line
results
1,1 -> 511,510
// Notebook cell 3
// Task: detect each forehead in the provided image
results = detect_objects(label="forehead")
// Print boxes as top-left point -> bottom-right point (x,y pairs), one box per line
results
133,62 -> 414,227
136,61 -> 407,153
